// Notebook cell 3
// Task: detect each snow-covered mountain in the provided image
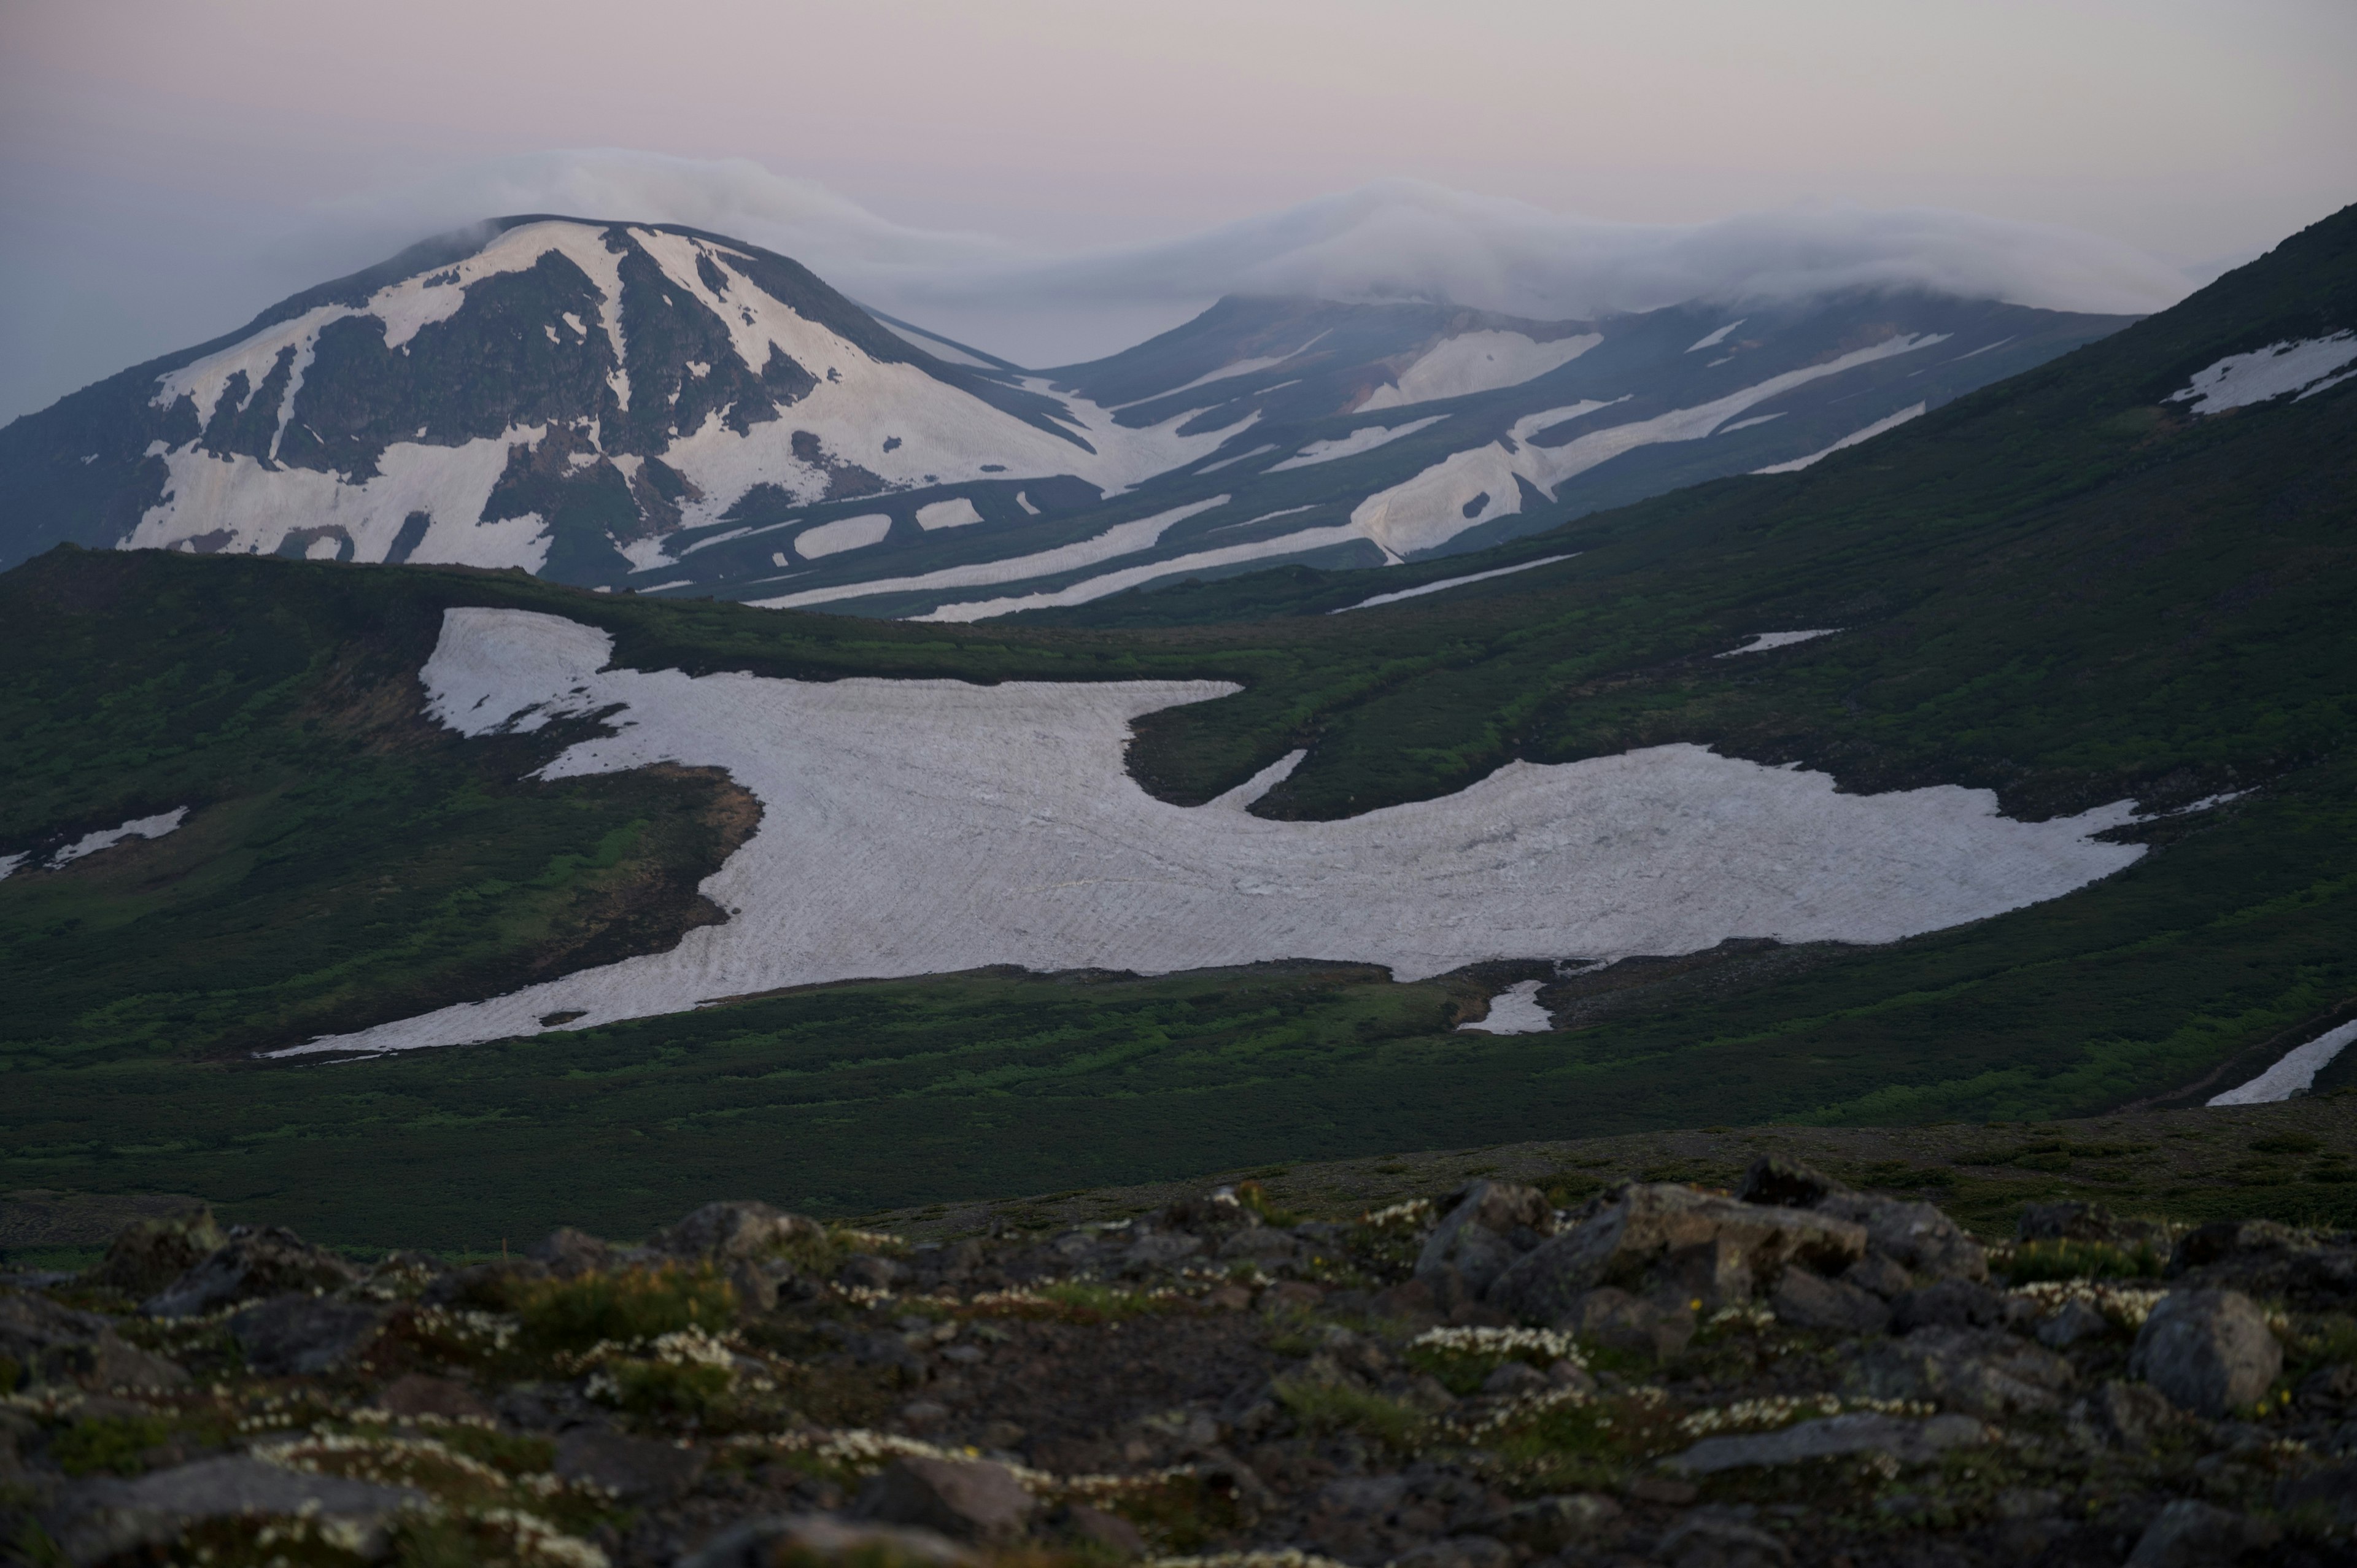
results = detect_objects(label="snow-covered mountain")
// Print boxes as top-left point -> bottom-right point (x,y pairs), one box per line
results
0,216 -> 2133,614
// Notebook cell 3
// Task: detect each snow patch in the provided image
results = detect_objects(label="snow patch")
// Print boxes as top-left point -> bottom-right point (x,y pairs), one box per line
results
46,808 -> 190,870
1335,554 -> 1576,614
1458,980 -> 1552,1033
1753,403 -> 1927,474
1269,416 -> 1449,473
756,497 -> 1228,611
915,498 -> 983,530
2208,1019 -> 2357,1106
1198,444 -> 1279,474
1718,413 -> 1785,434
795,514 -> 894,558
276,609 -> 2146,1055
917,522 -> 1370,622
1361,331 -> 1602,412
1686,320 -> 1746,353
1719,629 -> 1841,657
2167,332 -> 2357,415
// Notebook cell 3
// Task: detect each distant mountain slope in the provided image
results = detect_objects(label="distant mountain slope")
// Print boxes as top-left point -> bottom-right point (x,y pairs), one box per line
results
0,218 -> 2129,606
2,204 -> 2353,1232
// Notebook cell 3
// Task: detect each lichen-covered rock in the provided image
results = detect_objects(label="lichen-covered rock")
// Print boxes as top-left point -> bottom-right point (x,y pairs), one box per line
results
1557,1286 -> 1696,1359
1735,1154 -> 1849,1209
2018,1199 -> 2165,1249
1666,1412 -> 1987,1475
1416,1180 -> 1551,1299
1494,1493 -> 1622,1553
554,1426 -> 707,1503
141,1225 -> 355,1318
2067,1381 -> 2183,1451
1890,1277 -> 2008,1332
2130,1289 -> 2283,1418
528,1226 -> 615,1278
1488,1184 -> 1865,1324
2125,1499 -> 2279,1566
854,1456 -> 1034,1542
1849,1327 -> 2075,1416
0,1291 -> 188,1391
42,1456 -> 420,1566
683,1514 -> 977,1568
1655,1507 -> 1793,1567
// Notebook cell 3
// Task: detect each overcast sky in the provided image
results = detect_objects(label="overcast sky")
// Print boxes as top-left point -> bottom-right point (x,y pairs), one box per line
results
3,0 -> 2352,417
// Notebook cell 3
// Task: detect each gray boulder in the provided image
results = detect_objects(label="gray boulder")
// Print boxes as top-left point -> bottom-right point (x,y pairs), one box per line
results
528,1226 -> 616,1278
2037,1299 -> 2114,1350
1770,1270 -> 1891,1335
1840,1253 -> 1914,1300
1655,1507 -> 1792,1568
142,1226 -> 355,1318
2126,1499 -> 2278,1566
1488,1184 -> 1865,1324
1849,1327 -> 2075,1416
80,1211 -> 226,1298
1558,1287 -> 1695,1360
1735,1155 -> 1849,1208
42,1456 -> 420,1565
1416,1180 -> 1552,1299
1815,1194 -> 1986,1282
2018,1200 -> 2165,1249
1665,1412 -> 1987,1475
2277,1461 -> 2357,1530
651,1199 -> 824,1261
2067,1381 -> 2183,1452
228,1294 -> 389,1376
1391,1539 -> 1514,1568
2129,1289 -> 2282,1417
855,1456 -> 1035,1543
1890,1278 -> 2007,1332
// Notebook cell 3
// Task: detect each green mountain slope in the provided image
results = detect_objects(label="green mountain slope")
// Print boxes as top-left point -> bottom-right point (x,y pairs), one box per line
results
1,205 -> 2352,1248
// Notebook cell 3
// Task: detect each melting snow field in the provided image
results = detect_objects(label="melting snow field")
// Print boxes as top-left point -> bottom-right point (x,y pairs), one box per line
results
0,808 -> 189,881
1719,630 -> 1841,657
277,609 -> 2146,1056
1754,403 -> 1926,474
1457,980 -> 1554,1034
2208,1020 -> 2357,1106
1361,331 -> 1603,412
1334,555 -> 1577,614
2168,332 -> 2357,415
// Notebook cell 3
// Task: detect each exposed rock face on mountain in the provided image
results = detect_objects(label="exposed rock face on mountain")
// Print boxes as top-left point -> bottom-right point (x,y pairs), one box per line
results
6,1168 -> 2352,1567
0,215 -> 2129,612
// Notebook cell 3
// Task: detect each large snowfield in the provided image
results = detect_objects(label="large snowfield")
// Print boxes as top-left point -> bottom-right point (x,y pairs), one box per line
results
279,608 -> 2146,1056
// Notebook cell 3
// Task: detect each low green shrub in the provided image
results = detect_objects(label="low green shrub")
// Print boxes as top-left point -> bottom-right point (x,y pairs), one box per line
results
509,1264 -> 736,1353
2001,1238 -> 2162,1284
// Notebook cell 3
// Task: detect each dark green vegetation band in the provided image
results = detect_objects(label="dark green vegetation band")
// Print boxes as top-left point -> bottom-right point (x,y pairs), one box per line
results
2,205 -> 2354,1251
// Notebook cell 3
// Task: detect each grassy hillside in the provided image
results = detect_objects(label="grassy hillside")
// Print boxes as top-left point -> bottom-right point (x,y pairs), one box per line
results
1,206 -> 2352,1250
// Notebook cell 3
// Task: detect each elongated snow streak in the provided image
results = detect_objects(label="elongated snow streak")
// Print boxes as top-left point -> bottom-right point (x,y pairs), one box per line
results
795,514 -> 892,558
1361,332 -> 1602,412
2208,1019 -> 2357,1106
1333,555 -> 1577,614
1753,404 -> 1927,474
1457,980 -> 1552,1034
753,496 -> 1228,611
1686,320 -> 1746,353
1268,417 -> 1449,472
45,808 -> 190,869
2167,332 -> 2357,415
1718,629 -> 1841,658
0,853 -> 26,882
276,609 -> 2146,1057
918,523 -> 1368,622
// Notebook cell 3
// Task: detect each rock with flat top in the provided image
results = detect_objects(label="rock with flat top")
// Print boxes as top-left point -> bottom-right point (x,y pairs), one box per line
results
855,1456 -> 1034,1542
229,1293 -> 388,1375
1666,1412 -> 1987,1474
1849,1327 -> 2075,1416
2130,1289 -> 2282,1417
1816,1193 -> 1987,1281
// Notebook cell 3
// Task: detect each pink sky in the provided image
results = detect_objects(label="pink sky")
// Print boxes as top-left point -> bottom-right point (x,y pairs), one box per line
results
2,0 -> 2352,413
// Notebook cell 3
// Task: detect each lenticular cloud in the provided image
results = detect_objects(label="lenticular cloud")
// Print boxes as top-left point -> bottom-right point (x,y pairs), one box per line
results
306,152 -> 2194,366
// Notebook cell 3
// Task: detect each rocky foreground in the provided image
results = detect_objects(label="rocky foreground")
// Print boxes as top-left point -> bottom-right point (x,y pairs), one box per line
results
3,1161 -> 2355,1567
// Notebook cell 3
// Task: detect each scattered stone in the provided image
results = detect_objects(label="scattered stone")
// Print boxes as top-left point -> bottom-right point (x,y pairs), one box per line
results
1657,1236 -> 1756,1310
424,1257 -> 548,1308
1391,1536 -> 1513,1568
2277,1461 -> 2357,1529
1053,1502 -> 1146,1556
855,1456 -> 1034,1542
683,1514 -> 976,1568
1769,1269 -> 1891,1335
1220,1227 -> 1299,1261
555,1427 -> 707,1503
141,1225 -> 355,1317
42,1456 -> 420,1565
2130,1289 -> 2283,1417
1665,1412 -> 1987,1474
228,1293 -> 389,1375
839,1254 -> 907,1291
1479,1360 -> 1549,1396
2124,1498 -> 2280,1566
1123,1232 -> 1202,1269
2018,1200 -> 2165,1249
1625,1475 -> 1698,1505
1488,1184 -> 1865,1323
1849,1327 -> 2075,1416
